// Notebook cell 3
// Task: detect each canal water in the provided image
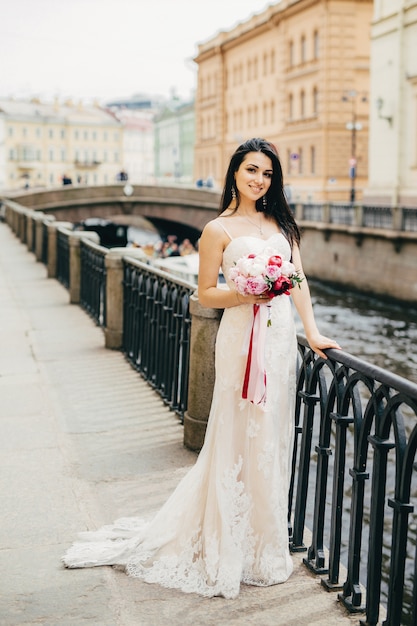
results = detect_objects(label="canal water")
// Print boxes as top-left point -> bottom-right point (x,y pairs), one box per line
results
306,279 -> 417,384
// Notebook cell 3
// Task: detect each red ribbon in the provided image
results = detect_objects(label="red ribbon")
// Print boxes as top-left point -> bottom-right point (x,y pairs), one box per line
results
242,304 -> 268,406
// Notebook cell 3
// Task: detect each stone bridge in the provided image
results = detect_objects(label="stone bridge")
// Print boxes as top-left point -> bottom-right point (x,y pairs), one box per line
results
8,184 -> 220,243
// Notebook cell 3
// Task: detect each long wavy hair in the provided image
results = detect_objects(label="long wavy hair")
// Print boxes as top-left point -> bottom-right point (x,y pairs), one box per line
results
219,138 -> 300,248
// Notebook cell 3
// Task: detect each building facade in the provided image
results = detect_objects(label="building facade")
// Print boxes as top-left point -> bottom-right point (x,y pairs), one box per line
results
105,94 -> 166,185
364,0 -> 417,206
0,98 -> 124,192
154,99 -> 195,186
193,0 -> 373,202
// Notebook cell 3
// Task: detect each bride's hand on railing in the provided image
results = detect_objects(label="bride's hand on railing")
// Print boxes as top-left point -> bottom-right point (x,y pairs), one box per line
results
307,333 -> 342,360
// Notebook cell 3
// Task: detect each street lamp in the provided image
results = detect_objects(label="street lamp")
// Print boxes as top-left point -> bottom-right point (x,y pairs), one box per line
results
342,90 -> 367,204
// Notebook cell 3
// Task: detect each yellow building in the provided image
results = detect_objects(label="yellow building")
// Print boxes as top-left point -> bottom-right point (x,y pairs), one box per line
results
193,0 -> 373,203
0,98 -> 124,192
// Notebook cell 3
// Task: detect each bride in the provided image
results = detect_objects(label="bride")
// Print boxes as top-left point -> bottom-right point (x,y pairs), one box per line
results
62,138 -> 340,599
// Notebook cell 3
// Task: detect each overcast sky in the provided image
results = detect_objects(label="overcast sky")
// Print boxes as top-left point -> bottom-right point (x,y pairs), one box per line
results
0,0 -> 272,104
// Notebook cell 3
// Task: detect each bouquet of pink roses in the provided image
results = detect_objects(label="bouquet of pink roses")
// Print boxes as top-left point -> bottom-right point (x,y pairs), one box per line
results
229,247 -> 303,299
228,248 -> 303,408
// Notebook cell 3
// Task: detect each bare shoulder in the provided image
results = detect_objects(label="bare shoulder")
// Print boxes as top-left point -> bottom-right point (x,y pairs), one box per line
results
202,217 -> 227,239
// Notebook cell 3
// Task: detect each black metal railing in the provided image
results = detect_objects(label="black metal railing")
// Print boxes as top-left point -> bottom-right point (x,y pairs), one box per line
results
363,205 -> 393,229
330,203 -> 355,225
56,229 -> 70,288
123,258 -> 194,421
42,222 -> 49,265
31,218 -> 36,253
402,207 -> 417,232
290,336 -> 417,626
80,239 -> 107,326
303,203 -> 323,222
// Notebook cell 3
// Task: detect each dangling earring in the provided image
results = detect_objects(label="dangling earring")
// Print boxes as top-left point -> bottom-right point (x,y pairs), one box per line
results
262,194 -> 267,210
231,186 -> 236,200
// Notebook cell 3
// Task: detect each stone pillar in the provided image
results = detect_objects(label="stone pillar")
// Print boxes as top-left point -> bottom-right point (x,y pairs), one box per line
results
34,214 -> 51,261
354,204 -> 364,227
392,205 -> 402,231
183,294 -> 223,451
18,209 -> 26,241
47,222 -> 73,278
322,203 -> 330,224
104,248 -> 148,349
295,203 -> 303,222
26,211 -> 36,252
68,231 -> 100,304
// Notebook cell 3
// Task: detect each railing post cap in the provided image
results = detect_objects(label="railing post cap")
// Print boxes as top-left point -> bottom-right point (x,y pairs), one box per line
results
69,230 -> 100,246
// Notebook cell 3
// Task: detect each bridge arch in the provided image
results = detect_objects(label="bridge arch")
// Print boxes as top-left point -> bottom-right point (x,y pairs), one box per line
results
8,185 -> 221,241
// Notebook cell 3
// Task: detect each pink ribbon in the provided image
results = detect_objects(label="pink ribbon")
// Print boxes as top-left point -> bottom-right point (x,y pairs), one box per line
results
242,304 -> 268,406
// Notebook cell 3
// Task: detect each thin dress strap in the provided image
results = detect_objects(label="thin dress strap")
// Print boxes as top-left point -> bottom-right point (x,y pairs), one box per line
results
216,219 -> 234,241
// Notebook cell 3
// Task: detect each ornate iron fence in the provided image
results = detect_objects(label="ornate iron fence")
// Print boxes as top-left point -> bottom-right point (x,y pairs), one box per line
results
56,229 -> 70,288
123,258 -> 194,421
402,208 -> 417,232
42,222 -> 49,265
303,203 -> 323,222
330,203 -> 355,225
290,336 -> 417,626
362,206 -> 393,229
80,239 -> 107,326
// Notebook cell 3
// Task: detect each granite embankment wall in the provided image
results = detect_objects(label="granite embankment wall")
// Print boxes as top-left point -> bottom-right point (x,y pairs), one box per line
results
299,223 -> 417,304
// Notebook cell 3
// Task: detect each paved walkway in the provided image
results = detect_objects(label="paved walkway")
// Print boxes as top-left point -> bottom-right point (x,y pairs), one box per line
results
0,221 -> 362,626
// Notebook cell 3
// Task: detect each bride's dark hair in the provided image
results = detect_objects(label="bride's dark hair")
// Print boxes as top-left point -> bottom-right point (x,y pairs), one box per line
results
219,137 -> 300,248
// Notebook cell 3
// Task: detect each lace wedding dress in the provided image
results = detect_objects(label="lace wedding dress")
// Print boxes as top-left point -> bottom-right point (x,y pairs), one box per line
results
63,232 -> 297,600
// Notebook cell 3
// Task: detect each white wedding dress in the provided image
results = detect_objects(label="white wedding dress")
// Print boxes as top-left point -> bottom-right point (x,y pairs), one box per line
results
63,232 -> 298,599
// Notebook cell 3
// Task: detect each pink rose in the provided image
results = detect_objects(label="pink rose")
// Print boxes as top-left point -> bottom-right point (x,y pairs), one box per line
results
264,264 -> 281,281
246,276 -> 267,295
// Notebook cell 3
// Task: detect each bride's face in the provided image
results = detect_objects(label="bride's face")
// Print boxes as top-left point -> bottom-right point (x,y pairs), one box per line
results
234,151 -> 273,204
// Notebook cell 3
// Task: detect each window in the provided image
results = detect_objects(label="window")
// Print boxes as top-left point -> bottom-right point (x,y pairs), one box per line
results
253,58 -> 258,80
314,30 -> 319,59
301,35 -> 306,63
61,149 -> 66,161
84,131 -> 88,140
23,127 -> 28,138
289,94 -> 293,119
313,87 -> 318,115
74,130 -> 79,140
48,129 -> 53,139
61,129 -> 65,139
299,148 -> 303,174
310,146 -> 316,174
8,126 -> 13,137
289,41 -> 294,67
271,50 -> 275,74
49,149 -> 54,161
300,90 -> 305,117
270,100 -> 275,124
287,149 -> 291,175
